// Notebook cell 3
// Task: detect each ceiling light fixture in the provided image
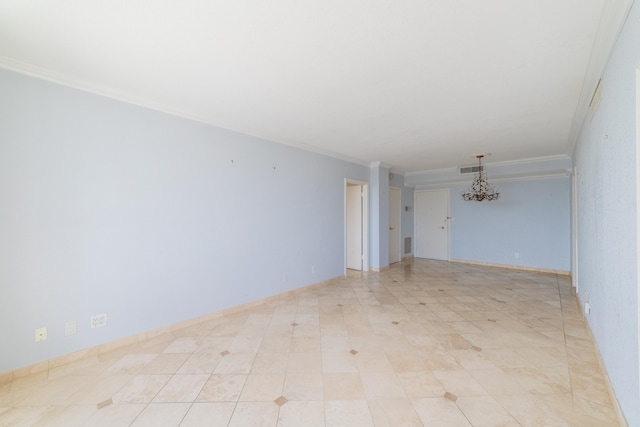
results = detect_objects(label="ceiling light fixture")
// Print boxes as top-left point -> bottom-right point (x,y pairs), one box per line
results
461,154 -> 500,201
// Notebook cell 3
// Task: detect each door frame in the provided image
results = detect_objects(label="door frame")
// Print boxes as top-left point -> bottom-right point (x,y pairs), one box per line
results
389,186 -> 402,264
572,166 -> 579,291
636,67 -> 640,394
344,179 -> 369,273
414,188 -> 450,261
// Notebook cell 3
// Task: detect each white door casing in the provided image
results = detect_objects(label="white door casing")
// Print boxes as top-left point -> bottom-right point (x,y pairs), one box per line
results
636,68 -> 640,393
346,181 -> 368,271
415,189 -> 450,260
572,167 -> 579,291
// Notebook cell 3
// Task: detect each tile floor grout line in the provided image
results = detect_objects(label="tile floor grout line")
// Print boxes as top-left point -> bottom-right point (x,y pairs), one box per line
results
1,259 -> 621,426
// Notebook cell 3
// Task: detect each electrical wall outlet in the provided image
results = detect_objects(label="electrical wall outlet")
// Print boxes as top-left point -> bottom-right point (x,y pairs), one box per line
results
35,327 -> 47,342
311,265 -> 317,274
514,252 -> 520,259
283,274 -> 289,283
65,320 -> 77,336
91,313 -> 107,328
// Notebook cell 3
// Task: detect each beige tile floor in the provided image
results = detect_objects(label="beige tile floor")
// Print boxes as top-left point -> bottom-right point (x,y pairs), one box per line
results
0,259 -> 622,426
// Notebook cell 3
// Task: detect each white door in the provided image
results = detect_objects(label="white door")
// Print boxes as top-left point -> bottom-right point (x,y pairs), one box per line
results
346,185 -> 363,270
415,190 -> 449,260
389,187 -> 401,264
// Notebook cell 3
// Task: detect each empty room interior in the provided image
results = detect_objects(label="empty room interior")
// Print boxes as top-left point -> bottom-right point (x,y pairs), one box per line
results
1,1 -> 639,426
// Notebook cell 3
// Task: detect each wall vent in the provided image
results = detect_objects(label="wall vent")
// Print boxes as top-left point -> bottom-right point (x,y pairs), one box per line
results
404,237 -> 412,255
459,165 -> 483,174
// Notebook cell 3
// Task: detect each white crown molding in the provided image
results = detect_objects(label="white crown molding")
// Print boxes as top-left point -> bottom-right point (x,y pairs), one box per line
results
405,166 -> 458,177
410,170 -> 572,189
566,0 -> 634,156
406,154 -> 571,177
488,171 -> 572,183
0,56 -> 373,169
0,56 -> 224,126
389,167 -> 405,176
370,161 -> 393,169
484,154 -> 571,167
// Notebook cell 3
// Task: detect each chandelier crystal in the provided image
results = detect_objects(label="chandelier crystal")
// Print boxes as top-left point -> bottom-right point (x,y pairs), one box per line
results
461,155 -> 500,201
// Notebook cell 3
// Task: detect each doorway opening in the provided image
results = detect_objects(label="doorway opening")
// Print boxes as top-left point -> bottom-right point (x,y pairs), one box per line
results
345,180 -> 369,272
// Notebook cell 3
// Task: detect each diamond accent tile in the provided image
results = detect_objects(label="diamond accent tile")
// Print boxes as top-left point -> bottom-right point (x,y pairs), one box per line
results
97,398 -> 113,409
0,259 -> 621,426
274,395 -> 288,407
444,392 -> 458,402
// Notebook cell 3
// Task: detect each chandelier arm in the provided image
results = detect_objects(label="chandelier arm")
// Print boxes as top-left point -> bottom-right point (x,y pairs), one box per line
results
460,154 -> 500,202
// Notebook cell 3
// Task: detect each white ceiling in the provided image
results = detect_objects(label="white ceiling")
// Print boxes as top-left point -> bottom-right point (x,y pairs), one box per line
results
0,0 -> 630,173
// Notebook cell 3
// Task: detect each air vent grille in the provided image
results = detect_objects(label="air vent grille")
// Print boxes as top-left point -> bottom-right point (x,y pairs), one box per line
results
404,237 -> 412,255
459,165 -> 483,174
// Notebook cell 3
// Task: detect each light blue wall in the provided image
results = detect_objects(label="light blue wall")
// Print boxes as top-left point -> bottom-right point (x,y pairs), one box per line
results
407,157 -> 571,270
369,165 -> 390,269
0,69 -> 379,373
450,177 -> 571,271
572,2 -> 640,424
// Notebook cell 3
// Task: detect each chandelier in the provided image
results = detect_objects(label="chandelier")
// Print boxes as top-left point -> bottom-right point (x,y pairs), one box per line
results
461,154 -> 500,201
